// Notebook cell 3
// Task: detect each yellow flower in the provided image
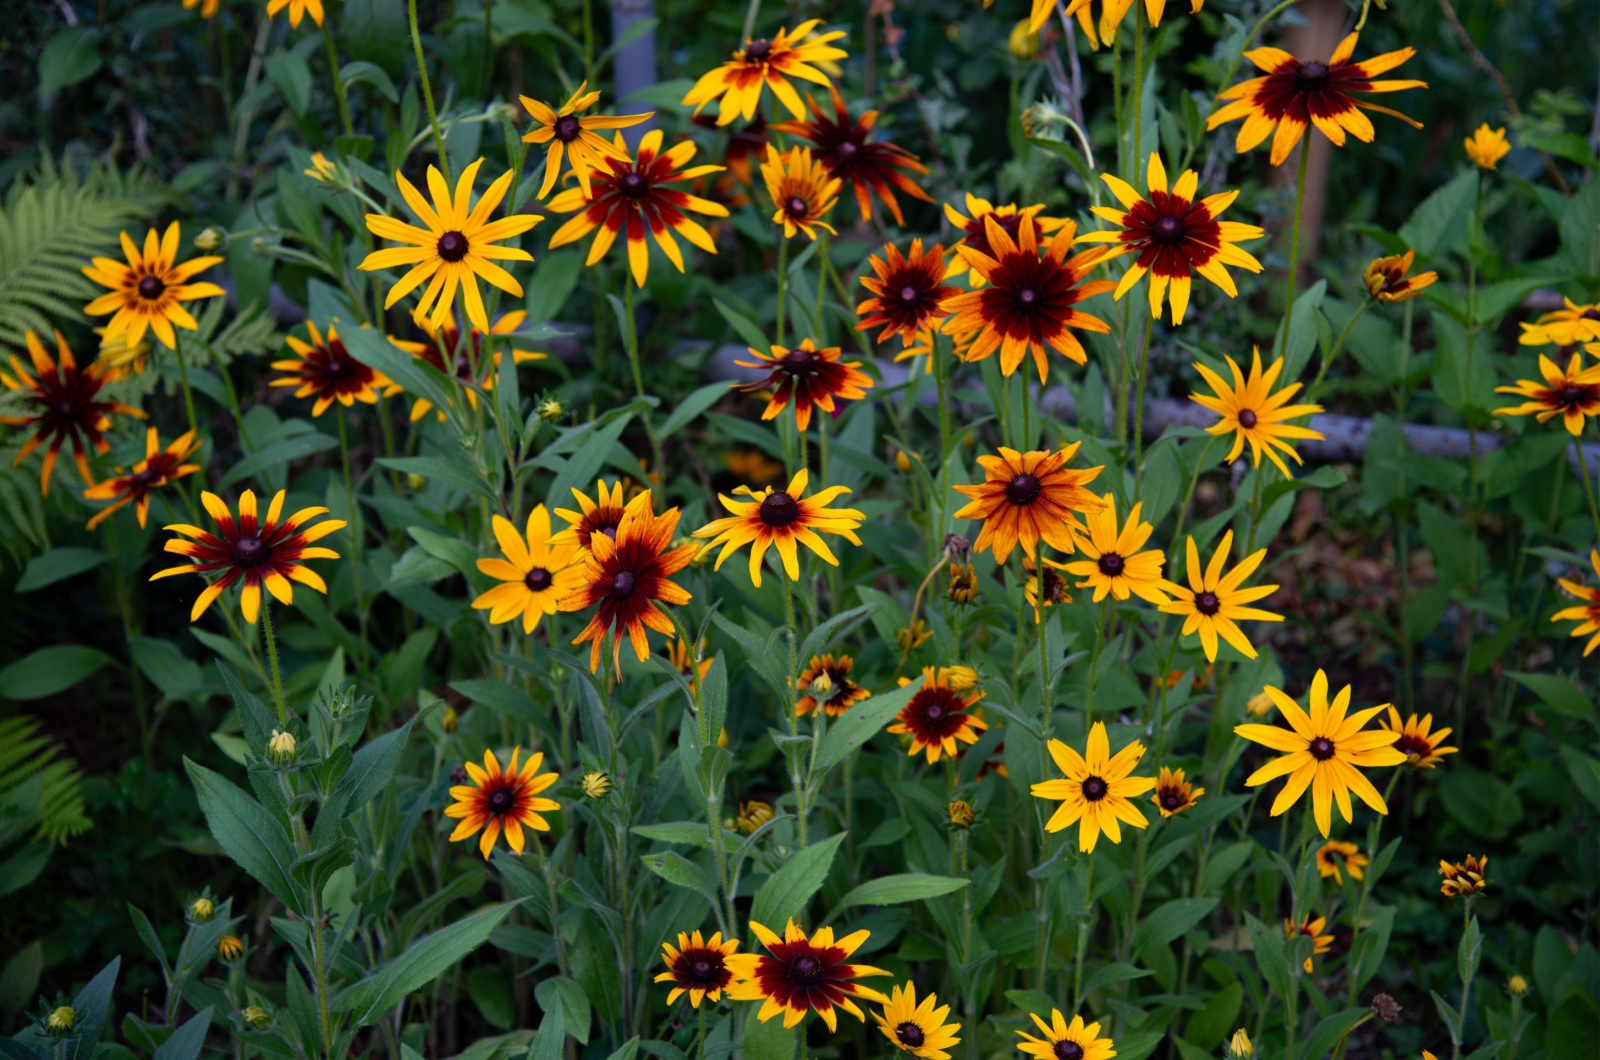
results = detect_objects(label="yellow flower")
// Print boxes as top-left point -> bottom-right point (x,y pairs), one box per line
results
1364,248 -> 1438,304
725,920 -> 891,1030
1015,1009 -> 1116,1060
947,562 -> 978,604
581,772 -> 611,799
1316,839 -> 1368,884
218,936 -> 244,961
472,506 -> 585,634
1151,765 -> 1203,817
1439,854 -> 1487,897
268,729 -> 298,764
357,158 -> 540,334
1245,691 -> 1274,717
737,800 -> 773,833
1552,549 -> 1600,655
682,21 -> 848,126
519,80 -> 649,200
1463,123 -> 1510,170
1508,975 -> 1529,997
1047,0 -> 1203,46
692,469 -> 864,587
46,1007 -> 75,1034
82,222 -> 225,350
265,0 -> 326,27
1229,1028 -> 1252,1058
888,667 -> 988,764
1157,531 -> 1283,661
1009,20 -> 1041,59
655,930 -> 740,1007
304,152 -> 337,182
897,620 -> 931,652
1518,298 -> 1600,347
761,145 -> 841,241
1234,669 -> 1408,836
1189,347 -> 1324,478
1494,353 -> 1600,436
182,0 -> 219,17
1379,708 -> 1458,768
871,982 -> 962,1059
1056,493 -> 1169,604
444,748 -> 561,859
190,897 -> 215,920
1032,721 -> 1157,852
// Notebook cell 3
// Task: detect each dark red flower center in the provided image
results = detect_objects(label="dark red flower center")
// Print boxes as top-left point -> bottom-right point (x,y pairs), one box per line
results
788,955 -> 823,985
924,702 -> 945,720
487,786 -> 515,814
1582,308 -> 1600,321
1162,792 -> 1182,809
611,570 -> 636,596
1098,553 -> 1124,576
1558,384 -> 1586,407
131,468 -> 158,487
692,959 -> 715,977
1006,473 -> 1042,505
897,1024 -> 926,1048
231,536 -> 267,567
137,276 -> 165,300
620,172 -> 649,198
1238,408 -> 1258,429
782,349 -> 816,370
786,196 -> 810,218
554,115 -> 581,142
1081,776 -> 1108,801
759,490 -> 801,527
900,285 -> 922,304
437,231 -> 469,261
1195,590 -> 1220,615
1310,736 -> 1335,760
1393,732 -> 1429,757
56,398 -> 80,418
745,38 -> 772,61
1054,1040 -> 1085,1060
837,140 -> 858,159
1294,60 -> 1331,90
525,567 -> 552,591
1016,286 -> 1038,306
1151,215 -> 1185,244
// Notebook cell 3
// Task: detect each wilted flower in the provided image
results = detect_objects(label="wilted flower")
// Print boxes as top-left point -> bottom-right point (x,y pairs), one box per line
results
1371,993 -> 1401,1023
947,562 -> 978,604
897,620 -> 931,652
948,800 -> 975,829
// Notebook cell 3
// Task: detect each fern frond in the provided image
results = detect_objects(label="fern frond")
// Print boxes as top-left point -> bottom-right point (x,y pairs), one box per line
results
0,716 -> 92,847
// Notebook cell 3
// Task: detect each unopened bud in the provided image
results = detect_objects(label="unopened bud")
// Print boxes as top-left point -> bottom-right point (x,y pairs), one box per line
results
47,1007 -> 75,1034
948,800 -> 974,829
190,897 -> 214,920
194,227 -> 224,251
440,706 -> 458,733
268,729 -> 297,764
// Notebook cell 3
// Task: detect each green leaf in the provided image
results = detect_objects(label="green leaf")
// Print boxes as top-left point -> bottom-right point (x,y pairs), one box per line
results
219,432 -> 338,489
812,676 -> 924,774
1440,767 -> 1524,841
742,1002 -> 795,1060
62,957 -> 119,1060
1182,982 -> 1242,1052
0,941 -> 43,1018
451,679 -> 544,727
1081,962 -> 1154,997
1276,279 -> 1326,381
264,51 -> 312,117
1398,169 -> 1478,260
0,645 -> 116,701
38,28 -> 102,98
129,637 -> 204,699
378,456 -> 498,502
333,902 -> 515,1027
184,758 -> 308,912
631,822 -> 716,847
1133,897 -> 1218,959
340,60 -> 398,103
1297,1009 -> 1369,1060
339,325 -> 455,415
639,851 -> 721,908
14,547 -> 107,592
217,661 -> 278,754
1508,672 -> 1597,726
152,1007 -> 212,1060
833,873 -> 967,912
526,988 -> 567,1060
749,832 -> 846,929
713,298 -> 768,352
1246,913 -> 1291,1001
659,382 -> 730,439
544,408 -> 639,514
533,977 -> 592,1044
796,603 -> 877,672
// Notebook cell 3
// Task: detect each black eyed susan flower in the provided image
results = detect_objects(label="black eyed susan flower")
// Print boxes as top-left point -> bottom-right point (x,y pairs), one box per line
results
942,195 -> 1067,286
1190,347 -> 1324,478
1151,765 -> 1203,817
552,479 -> 630,552
692,469 -> 865,587
947,561 -> 979,604
796,654 -> 871,717
394,310 -> 546,421
1284,914 -> 1334,972
941,215 -> 1115,383
1,330 -> 144,495
93,326 -> 152,381
1206,32 -> 1427,167
445,748 -> 560,859
358,158 -> 540,334
1234,669 -> 1408,837
733,339 -> 874,432
1056,493 -> 1169,604
655,931 -> 740,1008
82,427 -> 201,530
1363,249 -> 1438,304
266,0 -> 325,26
725,919 -> 891,1031
897,620 -> 932,653
682,21 -> 848,126
269,321 -> 401,417
218,936 -> 244,961
151,490 -> 345,624
887,667 -> 988,764
83,222 -> 225,350
736,800 -> 773,833
1552,550 -> 1600,656
1439,855 -> 1487,897
948,801 -> 975,829
545,131 -> 728,287
761,145 -> 841,241
1015,1008 -> 1117,1060
1023,556 -> 1072,617
558,492 -> 697,674
1050,0 -> 1203,45
771,86 -> 933,224
856,240 -> 960,347
1078,153 -> 1264,325
1518,299 -> 1600,347
1032,721 -> 1157,852
952,444 -> 1104,563
1317,839 -> 1368,884
472,506 -> 585,634
1158,531 -> 1282,661
1493,353 -> 1600,436
520,81 -> 649,200
1464,123 -> 1510,170
1379,708 -> 1458,768
872,982 -> 961,1060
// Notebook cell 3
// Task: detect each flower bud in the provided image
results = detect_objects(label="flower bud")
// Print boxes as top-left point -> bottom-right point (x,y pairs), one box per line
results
1227,1028 -> 1251,1058
539,398 -> 564,421
895,450 -> 912,473
241,1005 -> 270,1028
268,729 -> 297,765
440,706 -> 458,733
194,227 -> 224,251
218,935 -> 244,961
47,1007 -> 75,1034
190,897 -> 214,921
948,800 -> 974,829
1508,974 -> 1529,997
581,772 -> 611,799
737,800 -> 772,834
407,472 -> 426,491
1009,19 -> 1040,59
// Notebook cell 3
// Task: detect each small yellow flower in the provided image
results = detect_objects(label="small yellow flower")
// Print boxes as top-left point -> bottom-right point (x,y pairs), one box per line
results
1463,124 -> 1510,170
1439,854 -> 1487,897
1508,974 -> 1529,997
581,772 -> 611,799
948,800 -> 975,829
268,729 -> 297,764
46,1007 -> 75,1034
189,896 -> 215,920
1229,1028 -> 1252,1057
539,398 -> 565,421
1009,19 -> 1041,59
1316,839 -> 1368,884
218,936 -> 244,961
895,450 -> 913,473
1245,691 -> 1274,717
440,706 -> 459,733
897,620 -> 931,652
304,153 -> 337,182
737,800 -> 773,833
193,227 -> 224,252
1364,249 -> 1438,304
947,562 -> 978,605
241,1005 -> 270,1028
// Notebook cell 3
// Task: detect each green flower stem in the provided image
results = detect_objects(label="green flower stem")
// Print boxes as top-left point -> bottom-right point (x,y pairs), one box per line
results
320,21 -> 353,138
261,602 -> 288,726
335,411 -> 370,671
408,0 -> 450,182
1310,297 -> 1373,396
1577,425 -> 1600,543
740,0 -> 762,44
1070,849 -> 1096,1013
775,236 -> 790,347
623,279 -> 665,476
1132,312 -> 1156,498
1083,595 -> 1112,721
172,342 -> 204,487
1285,806 -> 1315,1060
1455,177 -> 1486,736
781,571 -> 806,847
1454,901 -> 1476,1059
1276,143 -> 1312,360
1130,4 -> 1146,176
1335,770 -> 1405,1060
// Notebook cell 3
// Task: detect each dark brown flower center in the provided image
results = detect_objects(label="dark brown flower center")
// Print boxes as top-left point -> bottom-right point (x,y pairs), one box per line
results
437,231 -> 469,261
691,958 -> 716,978
611,570 -> 636,597
759,490 -> 801,527
745,38 -> 772,61
782,349 -> 815,369
1006,473 -> 1042,505
923,702 -> 945,720
137,276 -> 165,300
1294,61 -> 1331,89
487,786 -> 515,814
1582,308 -> 1600,321
1310,736 -> 1335,760
1238,409 -> 1260,429
554,115 -> 581,142
1162,792 -> 1181,809
1082,776 -> 1108,801
620,171 -> 649,198
525,568 -> 552,591
1016,286 -> 1038,306
1098,553 -> 1124,576
785,195 -> 810,217
789,955 -> 822,985
900,285 -> 922,304
1053,1040 -> 1084,1060
837,140 -> 858,159
1558,384 -> 1586,407
55,398 -> 80,418
131,468 -> 158,487
897,1023 -> 926,1048
1151,215 -> 1185,244
1195,590 -> 1220,615
1393,732 -> 1429,757
231,536 -> 267,567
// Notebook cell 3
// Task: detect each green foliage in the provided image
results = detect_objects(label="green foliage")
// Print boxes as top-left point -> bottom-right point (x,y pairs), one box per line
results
0,715 -> 92,848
